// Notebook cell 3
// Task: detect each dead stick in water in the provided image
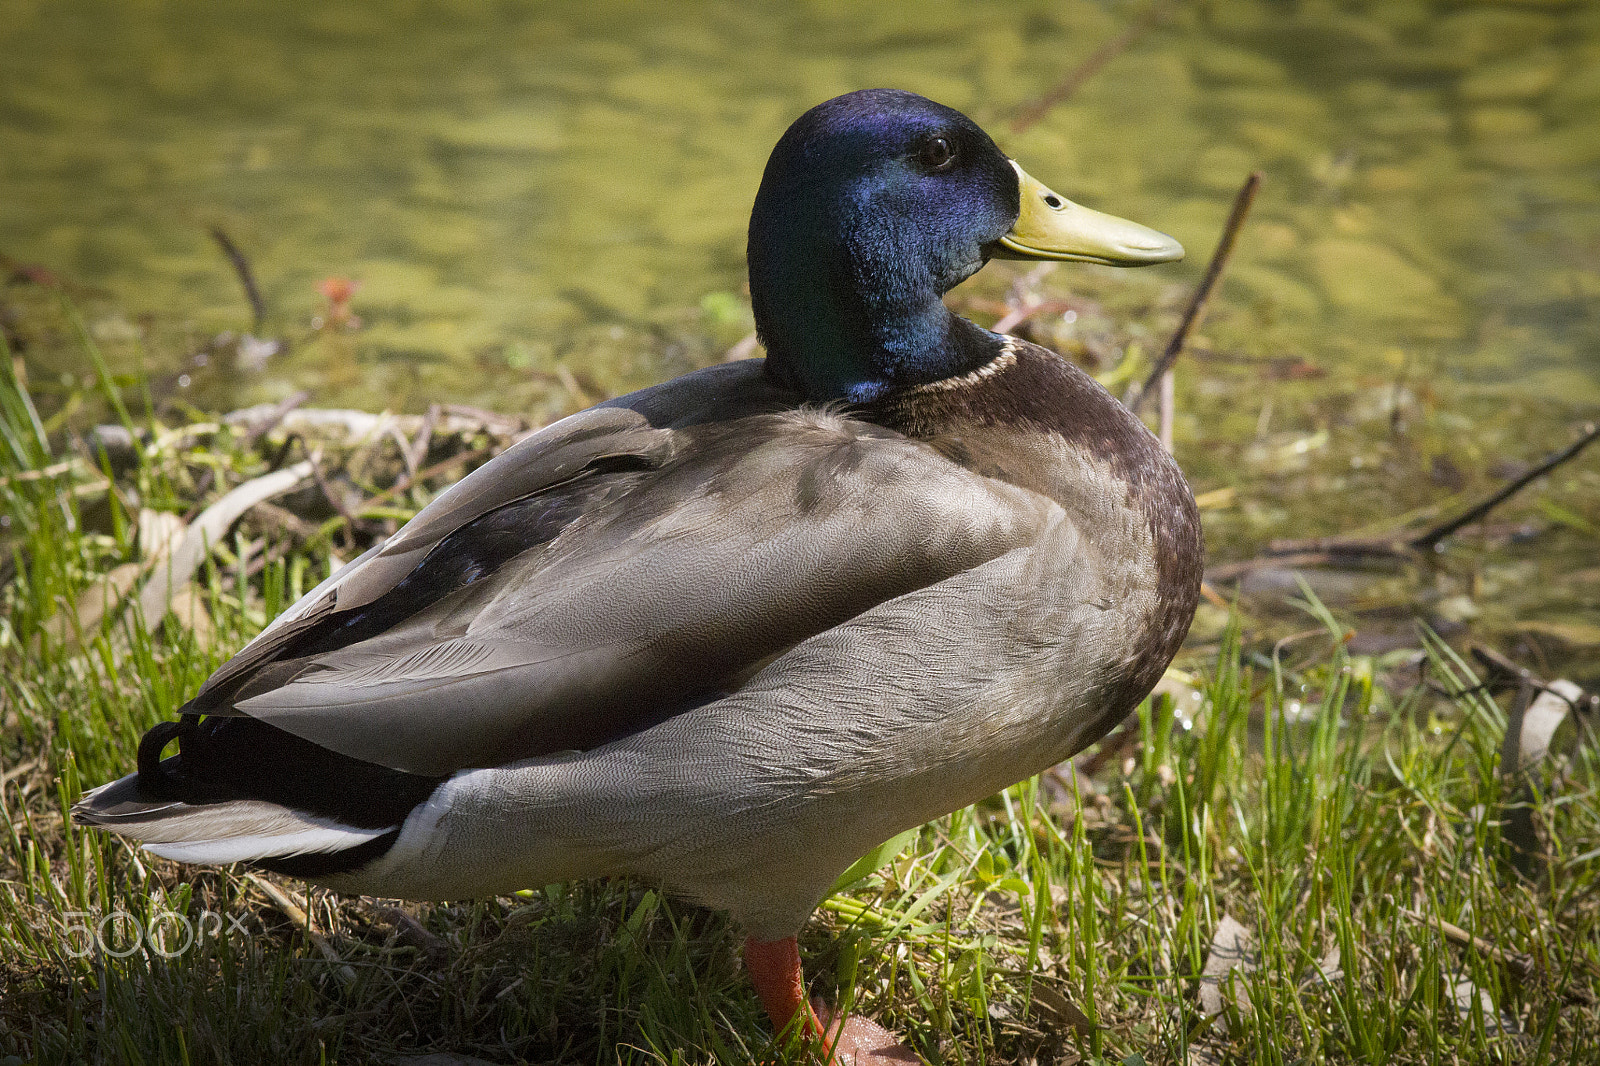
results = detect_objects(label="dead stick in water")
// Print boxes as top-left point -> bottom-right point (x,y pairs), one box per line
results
1207,423 -> 1600,581
1009,1 -> 1172,135
1128,172 -> 1262,416
208,226 -> 267,333
1471,643 -> 1599,718
1408,421 -> 1600,551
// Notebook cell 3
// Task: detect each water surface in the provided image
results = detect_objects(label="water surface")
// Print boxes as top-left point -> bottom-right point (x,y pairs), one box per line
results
3,0 -> 1595,410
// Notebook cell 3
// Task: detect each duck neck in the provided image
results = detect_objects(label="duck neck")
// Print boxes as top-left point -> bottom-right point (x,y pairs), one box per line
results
751,257 -> 1003,403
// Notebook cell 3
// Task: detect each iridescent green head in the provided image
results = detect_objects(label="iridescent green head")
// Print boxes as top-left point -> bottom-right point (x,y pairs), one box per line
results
747,89 -> 1181,402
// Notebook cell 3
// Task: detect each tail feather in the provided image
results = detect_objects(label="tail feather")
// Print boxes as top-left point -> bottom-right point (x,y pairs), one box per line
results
73,710 -> 446,880
73,773 -> 393,865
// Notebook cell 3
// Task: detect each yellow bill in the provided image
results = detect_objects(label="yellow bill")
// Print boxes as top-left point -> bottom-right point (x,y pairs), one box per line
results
990,160 -> 1183,267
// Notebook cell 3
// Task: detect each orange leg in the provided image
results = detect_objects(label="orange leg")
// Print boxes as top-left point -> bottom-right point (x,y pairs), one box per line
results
744,935 -> 918,1064
744,935 -> 824,1041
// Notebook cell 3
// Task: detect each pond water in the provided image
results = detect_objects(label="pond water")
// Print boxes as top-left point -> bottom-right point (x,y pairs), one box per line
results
2,0 -> 1598,669
4,0 -> 1597,406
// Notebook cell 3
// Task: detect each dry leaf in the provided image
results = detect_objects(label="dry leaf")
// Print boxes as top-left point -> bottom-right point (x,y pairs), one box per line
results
1029,982 -> 1095,1037
1450,975 -> 1521,1036
43,562 -> 141,645
1519,680 -> 1583,767
137,507 -> 186,564
1198,914 -> 1255,1028
1316,945 -> 1342,985
168,583 -> 215,649
137,460 -> 313,626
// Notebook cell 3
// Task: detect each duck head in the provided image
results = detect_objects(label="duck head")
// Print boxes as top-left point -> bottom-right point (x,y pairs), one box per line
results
748,88 -> 1182,402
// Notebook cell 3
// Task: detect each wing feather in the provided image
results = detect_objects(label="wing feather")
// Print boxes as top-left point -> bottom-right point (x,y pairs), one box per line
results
190,367 -> 1061,775
187,404 -> 677,711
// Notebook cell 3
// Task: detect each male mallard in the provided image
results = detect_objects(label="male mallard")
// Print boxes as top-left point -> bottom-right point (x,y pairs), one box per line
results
75,89 -> 1198,1061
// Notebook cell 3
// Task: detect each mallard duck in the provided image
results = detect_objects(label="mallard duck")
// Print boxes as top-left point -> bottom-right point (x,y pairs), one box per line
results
75,89 -> 1198,1061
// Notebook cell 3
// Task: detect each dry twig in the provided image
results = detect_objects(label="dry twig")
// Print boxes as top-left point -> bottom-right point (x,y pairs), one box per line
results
1128,171 -> 1262,416
208,226 -> 267,333
247,873 -> 357,987
408,404 -> 440,475
1409,421 -> 1600,551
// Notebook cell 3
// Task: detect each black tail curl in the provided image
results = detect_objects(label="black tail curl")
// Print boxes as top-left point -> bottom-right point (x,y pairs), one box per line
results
135,714 -> 200,799
127,712 -> 445,828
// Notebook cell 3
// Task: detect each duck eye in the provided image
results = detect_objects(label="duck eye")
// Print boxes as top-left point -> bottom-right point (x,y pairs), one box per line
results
918,136 -> 955,170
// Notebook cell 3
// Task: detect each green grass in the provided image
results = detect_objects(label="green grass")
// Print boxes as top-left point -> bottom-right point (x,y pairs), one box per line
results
2,331 -> 1598,1065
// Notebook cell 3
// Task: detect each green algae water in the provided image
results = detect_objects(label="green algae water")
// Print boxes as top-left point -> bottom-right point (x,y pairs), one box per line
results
2,0 -> 1598,667
4,0 -> 1597,410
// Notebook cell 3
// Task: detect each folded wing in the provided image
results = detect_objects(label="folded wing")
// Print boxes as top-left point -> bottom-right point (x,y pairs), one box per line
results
185,367 -> 1061,776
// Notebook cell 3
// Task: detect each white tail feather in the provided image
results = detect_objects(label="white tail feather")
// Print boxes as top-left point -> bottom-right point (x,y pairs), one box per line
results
98,796 -> 390,863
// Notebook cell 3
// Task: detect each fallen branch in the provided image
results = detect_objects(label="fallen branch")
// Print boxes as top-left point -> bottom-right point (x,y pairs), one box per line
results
1009,1 -> 1172,135
1208,422 -> 1600,581
1401,908 -> 1534,979
1408,421 -> 1600,551
184,389 -> 311,519
1128,171 -> 1262,415
1400,907 -> 1596,1004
